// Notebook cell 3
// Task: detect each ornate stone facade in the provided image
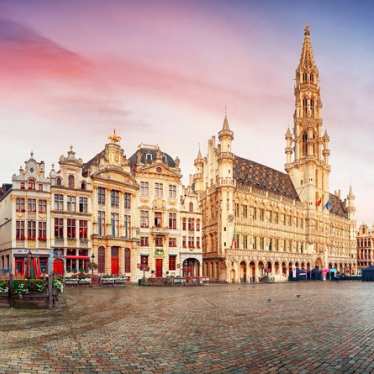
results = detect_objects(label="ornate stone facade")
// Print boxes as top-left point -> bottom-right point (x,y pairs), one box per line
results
357,224 -> 374,270
193,27 -> 357,283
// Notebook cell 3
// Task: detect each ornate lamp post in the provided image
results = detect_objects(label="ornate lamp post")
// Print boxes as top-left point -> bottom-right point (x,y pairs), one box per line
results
91,253 -> 95,279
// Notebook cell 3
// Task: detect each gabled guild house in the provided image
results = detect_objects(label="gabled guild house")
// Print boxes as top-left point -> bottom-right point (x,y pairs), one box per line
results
0,153 -> 52,277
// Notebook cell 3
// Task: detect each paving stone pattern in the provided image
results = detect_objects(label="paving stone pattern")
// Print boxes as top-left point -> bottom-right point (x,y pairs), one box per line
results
1,282 -> 374,373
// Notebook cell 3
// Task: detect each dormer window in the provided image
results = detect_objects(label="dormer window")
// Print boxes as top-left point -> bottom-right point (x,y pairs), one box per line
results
68,175 -> 75,189
146,153 -> 153,162
28,178 -> 35,190
56,177 -> 62,186
38,183 -> 43,191
20,182 -> 25,190
189,202 -> 194,213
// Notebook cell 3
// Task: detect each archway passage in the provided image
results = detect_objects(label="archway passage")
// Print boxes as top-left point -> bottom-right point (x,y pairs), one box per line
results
230,269 -> 236,283
258,261 -> 264,276
250,261 -> 256,283
282,262 -> 287,276
240,261 -> 247,283
183,258 -> 200,278
315,258 -> 323,270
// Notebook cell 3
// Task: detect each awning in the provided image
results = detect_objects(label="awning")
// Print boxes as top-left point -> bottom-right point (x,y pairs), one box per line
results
64,256 -> 89,260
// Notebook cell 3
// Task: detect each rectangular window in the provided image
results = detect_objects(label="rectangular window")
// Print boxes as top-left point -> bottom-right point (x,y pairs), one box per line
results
242,205 -> 247,219
20,182 -> 25,190
235,203 -> 240,217
155,183 -> 163,198
16,198 -> 25,212
182,236 -> 187,248
98,187 -> 105,205
260,237 -> 264,250
168,237 -> 177,247
188,236 -> 194,248
124,192 -> 131,209
79,220 -> 88,240
38,221 -> 47,241
260,209 -> 264,221
253,207 -> 257,220
111,213 -> 119,237
169,185 -> 177,199
243,235 -> 248,249
28,199 -> 36,213
155,236 -> 163,247
140,210 -> 149,228
140,255 -> 149,270
253,237 -> 257,250
274,212 -> 279,224
38,200 -> 47,213
54,218 -> 64,239
67,196 -> 76,212
182,217 -> 187,231
188,218 -> 195,231
140,181 -> 149,196
54,194 -> 64,211
98,211 -> 105,236
38,183 -> 43,191
16,221 -> 25,240
169,212 -> 177,229
124,215 -> 131,239
27,220 -> 36,240
196,219 -> 201,231
155,212 -> 162,228
67,219 -> 76,239
268,211 -> 272,223
111,190 -> 119,208
288,215 -> 292,226
140,236 -> 149,247
196,237 -> 200,248
79,197 -> 88,213
169,255 -> 176,271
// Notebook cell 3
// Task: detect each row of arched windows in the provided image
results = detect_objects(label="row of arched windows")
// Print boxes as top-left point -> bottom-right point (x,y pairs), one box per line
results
55,175 -> 87,190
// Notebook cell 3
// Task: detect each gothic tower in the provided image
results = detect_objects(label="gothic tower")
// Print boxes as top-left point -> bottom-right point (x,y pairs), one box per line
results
285,26 -> 330,210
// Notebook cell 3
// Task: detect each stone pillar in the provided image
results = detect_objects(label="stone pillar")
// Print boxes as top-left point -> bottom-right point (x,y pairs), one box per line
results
105,246 -> 111,275
119,247 -> 125,275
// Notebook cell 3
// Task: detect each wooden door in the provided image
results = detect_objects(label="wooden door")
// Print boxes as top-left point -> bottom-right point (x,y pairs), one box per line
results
156,259 -> 163,278
53,258 -> 64,276
15,258 -> 24,278
111,247 -> 119,276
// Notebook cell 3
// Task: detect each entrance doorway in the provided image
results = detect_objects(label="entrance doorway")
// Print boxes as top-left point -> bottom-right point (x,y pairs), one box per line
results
240,261 -> 247,283
183,258 -> 200,277
15,258 -> 24,278
156,258 -> 163,277
111,247 -> 119,276
53,258 -> 64,276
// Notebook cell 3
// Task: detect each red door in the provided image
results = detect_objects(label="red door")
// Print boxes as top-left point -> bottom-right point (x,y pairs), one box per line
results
156,259 -> 163,278
111,247 -> 119,276
53,259 -> 64,276
15,258 -> 24,278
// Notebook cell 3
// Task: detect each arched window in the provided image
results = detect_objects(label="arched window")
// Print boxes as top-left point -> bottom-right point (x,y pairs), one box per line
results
303,98 -> 308,116
302,132 -> 308,157
56,177 -> 62,186
68,175 -> 75,189
98,247 -> 105,273
28,178 -> 35,190
125,248 -> 131,273
310,99 -> 314,116
303,72 -> 307,82
189,202 -> 194,213
310,73 -> 314,83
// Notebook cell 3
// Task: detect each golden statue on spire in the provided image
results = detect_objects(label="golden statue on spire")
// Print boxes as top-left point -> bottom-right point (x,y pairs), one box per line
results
108,129 -> 121,143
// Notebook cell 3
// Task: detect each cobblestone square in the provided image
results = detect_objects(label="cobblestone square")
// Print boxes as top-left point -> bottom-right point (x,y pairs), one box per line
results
1,282 -> 374,373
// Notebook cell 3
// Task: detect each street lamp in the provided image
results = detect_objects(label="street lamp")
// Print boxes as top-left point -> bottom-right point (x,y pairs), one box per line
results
91,253 -> 95,278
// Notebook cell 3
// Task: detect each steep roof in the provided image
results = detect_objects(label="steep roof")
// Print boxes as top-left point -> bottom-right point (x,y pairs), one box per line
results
129,148 -> 176,168
233,156 -> 300,201
329,193 -> 348,219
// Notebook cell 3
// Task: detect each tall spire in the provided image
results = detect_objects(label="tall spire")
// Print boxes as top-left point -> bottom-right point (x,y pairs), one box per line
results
298,25 -> 317,70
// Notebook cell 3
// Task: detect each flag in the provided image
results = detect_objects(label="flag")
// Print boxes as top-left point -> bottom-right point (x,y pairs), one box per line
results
316,198 -> 322,207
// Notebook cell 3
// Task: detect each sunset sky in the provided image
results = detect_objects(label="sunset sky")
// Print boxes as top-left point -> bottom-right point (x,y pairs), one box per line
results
0,0 -> 373,224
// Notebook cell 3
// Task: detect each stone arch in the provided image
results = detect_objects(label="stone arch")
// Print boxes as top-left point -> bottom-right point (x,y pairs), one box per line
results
240,261 -> 247,283
274,261 -> 280,274
282,262 -> 287,276
266,261 -> 272,274
249,261 -> 256,283
315,258 -> 323,269
258,261 -> 265,276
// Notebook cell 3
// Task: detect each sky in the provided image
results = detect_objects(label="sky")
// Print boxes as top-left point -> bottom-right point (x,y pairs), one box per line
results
0,0 -> 373,224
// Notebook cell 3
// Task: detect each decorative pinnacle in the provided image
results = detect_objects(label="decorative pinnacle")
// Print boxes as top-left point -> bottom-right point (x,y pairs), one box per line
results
304,25 -> 310,36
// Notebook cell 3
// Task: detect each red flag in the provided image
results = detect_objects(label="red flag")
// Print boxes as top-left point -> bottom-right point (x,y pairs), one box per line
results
316,198 -> 322,206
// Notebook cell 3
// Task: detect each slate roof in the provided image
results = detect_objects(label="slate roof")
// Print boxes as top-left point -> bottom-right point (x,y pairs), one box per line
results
129,148 -> 176,168
329,193 -> 348,219
233,156 -> 300,201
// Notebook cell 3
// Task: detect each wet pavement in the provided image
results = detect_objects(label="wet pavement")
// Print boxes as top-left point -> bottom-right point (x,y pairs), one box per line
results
1,282 -> 374,373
